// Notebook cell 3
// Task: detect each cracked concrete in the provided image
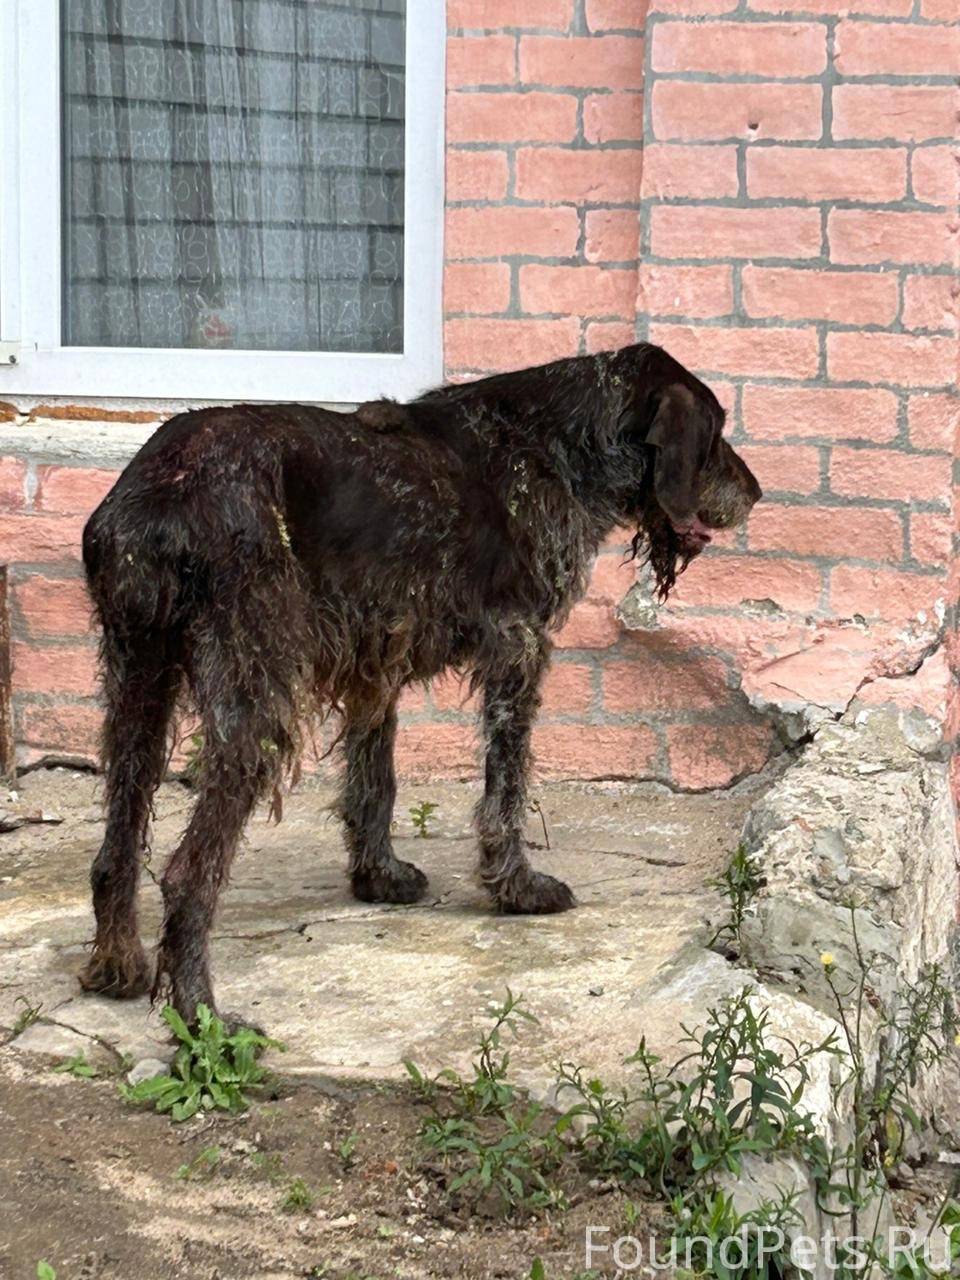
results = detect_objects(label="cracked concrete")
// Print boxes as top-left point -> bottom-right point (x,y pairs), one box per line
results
0,768 -> 764,1085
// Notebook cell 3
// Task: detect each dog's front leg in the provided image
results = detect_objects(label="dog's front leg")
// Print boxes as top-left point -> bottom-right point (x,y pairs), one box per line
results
476,636 -> 576,914
341,694 -> 429,904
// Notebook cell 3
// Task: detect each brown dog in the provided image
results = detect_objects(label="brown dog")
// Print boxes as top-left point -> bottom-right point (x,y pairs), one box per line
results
78,344 -> 761,1027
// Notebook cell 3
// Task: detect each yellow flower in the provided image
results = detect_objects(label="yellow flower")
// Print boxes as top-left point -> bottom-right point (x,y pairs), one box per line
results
820,951 -> 835,968
953,1032 -> 960,1047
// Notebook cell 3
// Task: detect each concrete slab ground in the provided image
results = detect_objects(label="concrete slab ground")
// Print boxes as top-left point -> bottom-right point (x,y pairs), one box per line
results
0,768 -> 760,1084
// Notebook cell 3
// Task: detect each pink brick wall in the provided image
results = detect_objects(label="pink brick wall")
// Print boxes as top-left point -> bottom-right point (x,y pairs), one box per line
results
3,1 -> 958,788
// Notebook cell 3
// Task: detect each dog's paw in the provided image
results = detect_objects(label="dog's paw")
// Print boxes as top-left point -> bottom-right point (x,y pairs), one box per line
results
352,859 -> 429,905
496,871 -> 577,915
78,945 -> 152,999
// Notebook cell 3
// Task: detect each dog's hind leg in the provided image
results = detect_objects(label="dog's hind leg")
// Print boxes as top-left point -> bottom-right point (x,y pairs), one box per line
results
154,605 -> 299,1028
341,693 -> 429,904
79,628 -> 180,999
476,635 -> 576,915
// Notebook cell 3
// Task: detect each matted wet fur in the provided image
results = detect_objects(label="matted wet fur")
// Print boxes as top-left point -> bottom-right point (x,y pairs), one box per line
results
78,343 -> 761,1026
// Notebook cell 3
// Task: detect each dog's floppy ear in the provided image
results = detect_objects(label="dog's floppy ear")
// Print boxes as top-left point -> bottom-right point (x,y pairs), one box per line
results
646,383 -> 717,523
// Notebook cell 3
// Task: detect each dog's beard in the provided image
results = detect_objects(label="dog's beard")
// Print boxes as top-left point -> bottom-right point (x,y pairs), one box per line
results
629,495 -> 700,603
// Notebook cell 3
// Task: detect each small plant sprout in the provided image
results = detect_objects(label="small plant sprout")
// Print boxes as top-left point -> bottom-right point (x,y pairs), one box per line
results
120,1003 -> 283,1122
36,1264 -> 56,1280
409,800 -> 438,838
54,1052 -> 98,1079
338,1131 -> 359,1169
708,843 -> 764,954
280,1176 -> 315,1214
176,1145 -> 221,1181
11,995 -> 43,1036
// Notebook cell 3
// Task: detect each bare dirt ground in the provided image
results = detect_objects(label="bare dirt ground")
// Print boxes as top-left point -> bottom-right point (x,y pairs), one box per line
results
0,768 -> 753,1280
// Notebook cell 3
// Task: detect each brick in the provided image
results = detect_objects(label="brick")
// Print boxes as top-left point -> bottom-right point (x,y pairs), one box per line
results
585,210 -> 640,263
583,93 -> 644,144
742,266 -> 898,326
830,565 -> 947,621
539,663 -> 594,714
447,91 -> 578,143
36,466 -> 118,515
641,144 -> 740,199
554,601 -> 621,648
751,0 -> 910,14
446,149 -> 509,201
911,512 -> 953,567
671,554 -> 823,611
394,724 -> 478,780
827,332 -> 956,388
746,146 -> 906,202
397,684 -> 428,715
651,82 -> 822,142
737,444 -> 822,494
830,447 -> 952,503
586,0 -> 648,28
0,458 -> 28,511
585,321 -> 637,353
444,317 -> 579,371
430,671 -> 476,713
650,205 -> 821,260
649,324 -> 820,380
515,148 -> 642,203
667,723 -> 773,789
519,36 -> 642,91
833,87 -> 955,143
742,385 -> 899,443
638,264 -> 733,319
446,206 -> 580,258
651,0 -> 738,13
13,576 -> 92,636
828,210 -> 954,267
912,147 -> 958,208
447,35 -> 516,88
448,0 -> 574,28
444,263 -> 511,316
921,0 -> 956,16
908,393 -> 958,452
0,514 -> 86,563
12,643 -> 98,696
834,20 -> 960,75
587,552 -> 639,603
902,275 -> 958,333
531,725 -> 658,779
27,404 -> 160,424
520,265 -> 638,317
18,701 -> 102,758
603,654 -> 731,712
653,22 -> 826,76
748,504 -> 902,560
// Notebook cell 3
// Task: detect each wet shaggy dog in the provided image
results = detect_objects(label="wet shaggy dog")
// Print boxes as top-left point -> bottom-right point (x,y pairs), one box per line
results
79,343 -> 761,1027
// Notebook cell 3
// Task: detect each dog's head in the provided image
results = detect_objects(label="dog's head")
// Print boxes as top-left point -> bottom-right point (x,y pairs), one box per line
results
616,351 -> 761,599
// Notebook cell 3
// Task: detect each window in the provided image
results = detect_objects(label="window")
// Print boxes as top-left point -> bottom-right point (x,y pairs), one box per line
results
0,0 -> 444,402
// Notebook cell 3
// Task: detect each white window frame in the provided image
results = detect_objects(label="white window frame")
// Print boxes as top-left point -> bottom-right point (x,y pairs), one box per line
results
0,0 -> 445,403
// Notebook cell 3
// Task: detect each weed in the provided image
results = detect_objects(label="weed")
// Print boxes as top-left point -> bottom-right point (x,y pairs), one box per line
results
670,1187 -> 802,1280
12,995 -> 42,1036
709,843 -> 764,954
407,992 -> 566,1213
120,1003 -> 283,1122
409,800 -> 438,837
36,1264 -> 56,1280
280,1176 -> 315,1214
338,1131 -> 359,1169
53,1052 -> 97,1079
176,1145 -> 221,1181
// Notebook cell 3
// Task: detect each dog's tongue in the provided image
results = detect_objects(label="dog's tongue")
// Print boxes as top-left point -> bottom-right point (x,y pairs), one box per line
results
671,515 -> 712,546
